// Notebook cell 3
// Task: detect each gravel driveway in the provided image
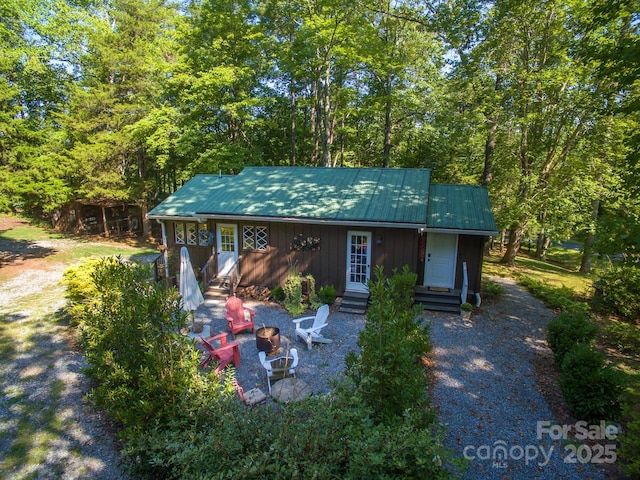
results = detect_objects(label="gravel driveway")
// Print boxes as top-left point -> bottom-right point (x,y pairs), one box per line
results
428,276 -> 605,479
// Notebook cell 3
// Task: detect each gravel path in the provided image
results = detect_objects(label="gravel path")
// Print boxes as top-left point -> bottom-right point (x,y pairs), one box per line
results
428,276 -> 604,479
192,299 -> 366,397
0,237 -> 131,479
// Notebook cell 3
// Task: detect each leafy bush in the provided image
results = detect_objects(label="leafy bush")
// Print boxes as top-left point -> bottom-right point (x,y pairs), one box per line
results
559,343 -> 625,422
481,278 -> 503,300
282,269 -> 323,315
64,257 -> 213,429
593,265 -> 640,320
282,268 -> 305,316
518,275 -> 587,312
318,284 -> 336,305
347,265 -> 430,422
547,310 -> 598,365
270,285 -> 284,302
124,380 -> 453,479
620,402 -> 640,477
602,320 -> 640,355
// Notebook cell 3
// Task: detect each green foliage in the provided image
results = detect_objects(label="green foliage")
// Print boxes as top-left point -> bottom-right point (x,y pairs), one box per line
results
546,310 -> 598,366
620,403 -> 640,477
601,320 -> 640,355
64,257 -> 211,429
318,284 -> 337,305
481,279 -> 504,300
282,268 -> 304,317
460,302 -> 473,312
593,265 -> 640,320
60,257 -> 104,324
559,343 -> 625,422
518,275 -> 587,312
123,380 -> 453,479
282,269 -> 322,315
347,265 -> 430,422
305,274 -> 322,309
270,285 -> 284,302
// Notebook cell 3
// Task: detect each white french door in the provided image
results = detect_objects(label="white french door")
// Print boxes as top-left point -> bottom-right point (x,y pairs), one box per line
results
216,224 -> 238,277
424,233 -> 458,289
346,231 -> 371,292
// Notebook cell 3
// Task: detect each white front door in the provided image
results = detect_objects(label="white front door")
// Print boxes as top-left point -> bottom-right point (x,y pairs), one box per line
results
424,233 -> 458,289
346,231 -> 371,292
216,224 -> 238,277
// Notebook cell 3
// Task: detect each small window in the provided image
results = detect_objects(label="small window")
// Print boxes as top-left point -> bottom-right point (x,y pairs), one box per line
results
198,223 -> 213,246
175,223 -> 185,244
256,226 -> 268,250
186,223 -> 197,245
243,226 -> 255,249
242,225 -> 268,250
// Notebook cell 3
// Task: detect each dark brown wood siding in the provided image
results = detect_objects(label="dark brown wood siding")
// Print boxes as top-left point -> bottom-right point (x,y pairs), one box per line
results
163,219 -> 488,296
455,235 -> 487,293
230,221 -> 419,294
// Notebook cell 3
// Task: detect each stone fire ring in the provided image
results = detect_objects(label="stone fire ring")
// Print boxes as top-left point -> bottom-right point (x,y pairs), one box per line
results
271,377 -> 311,403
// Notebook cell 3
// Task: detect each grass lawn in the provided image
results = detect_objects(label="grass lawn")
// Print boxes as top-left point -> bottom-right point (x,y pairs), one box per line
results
483,245 -> 596,297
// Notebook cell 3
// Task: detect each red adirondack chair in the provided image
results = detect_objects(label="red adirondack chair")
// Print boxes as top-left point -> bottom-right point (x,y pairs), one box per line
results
224,294 -> 255,339
199,333 -> 241,373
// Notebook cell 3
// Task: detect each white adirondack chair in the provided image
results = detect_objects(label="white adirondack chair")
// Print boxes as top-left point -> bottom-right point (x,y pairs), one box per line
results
293,304 -> 331,350
258,348 -> 299,394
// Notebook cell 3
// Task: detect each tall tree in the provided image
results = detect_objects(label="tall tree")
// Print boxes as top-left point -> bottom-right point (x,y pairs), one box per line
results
63,0 -> 178,233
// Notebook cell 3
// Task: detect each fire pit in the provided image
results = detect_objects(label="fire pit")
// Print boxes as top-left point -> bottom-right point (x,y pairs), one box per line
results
256,326 -> 281,355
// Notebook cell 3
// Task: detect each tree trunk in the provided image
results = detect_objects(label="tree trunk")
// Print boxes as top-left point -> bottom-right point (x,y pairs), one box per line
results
535,233 -> 550,259
310,79 -> 319,166
482,74 -> 502,185
500,223 -> 527,266
579,198 -> 600,273
289,79 -> 296,166
101,206 -> 109,238
382,72 -> 392,168
321,62 -> 332,167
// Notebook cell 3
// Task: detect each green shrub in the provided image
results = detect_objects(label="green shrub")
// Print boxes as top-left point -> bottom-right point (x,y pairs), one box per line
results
620,402 -> 640,477
518,275 -> 587,312
65,257 -> 210,428
594,265 -> 640,320
602,320 -> 640,355
481,278 -> 503,300
318,284 -> 336,305
270,285 -> 284,302
282,268 -> 305,316
347,265 -> 430,422
559,343 -> 625,422
547,310 -> 598,365
124,380 -> 453,480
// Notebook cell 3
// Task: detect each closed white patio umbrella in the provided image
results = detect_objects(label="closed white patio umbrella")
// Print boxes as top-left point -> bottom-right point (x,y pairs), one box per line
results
179,247 -> 205,329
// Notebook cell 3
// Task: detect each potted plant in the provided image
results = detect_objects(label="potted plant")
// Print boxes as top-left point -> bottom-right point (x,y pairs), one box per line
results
460,302 -> 473,321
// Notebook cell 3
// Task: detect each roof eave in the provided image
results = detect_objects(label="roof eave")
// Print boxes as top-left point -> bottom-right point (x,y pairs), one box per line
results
150,212 -> 426,230
425,227 -> 499,236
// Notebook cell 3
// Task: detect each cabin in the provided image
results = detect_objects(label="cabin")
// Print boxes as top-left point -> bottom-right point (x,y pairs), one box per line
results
147,166 -> 497,313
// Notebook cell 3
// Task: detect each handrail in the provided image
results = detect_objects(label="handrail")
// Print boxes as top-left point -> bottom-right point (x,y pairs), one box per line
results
152,253 -> 164,282
200,254 -> 217,289
199,254 -> 242,295
461,261 -> 468,304
228,259 -> 241,295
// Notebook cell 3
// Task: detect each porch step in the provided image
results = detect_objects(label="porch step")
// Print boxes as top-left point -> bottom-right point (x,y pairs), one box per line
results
339,290 -> 369,314
204,277 -> 230,301
414,286 -> 461,313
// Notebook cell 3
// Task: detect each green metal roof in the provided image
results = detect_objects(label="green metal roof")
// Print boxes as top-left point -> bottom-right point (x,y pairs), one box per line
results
148,167 -> 497,233
149,167 -> 432,226
426,184 -> 497,234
